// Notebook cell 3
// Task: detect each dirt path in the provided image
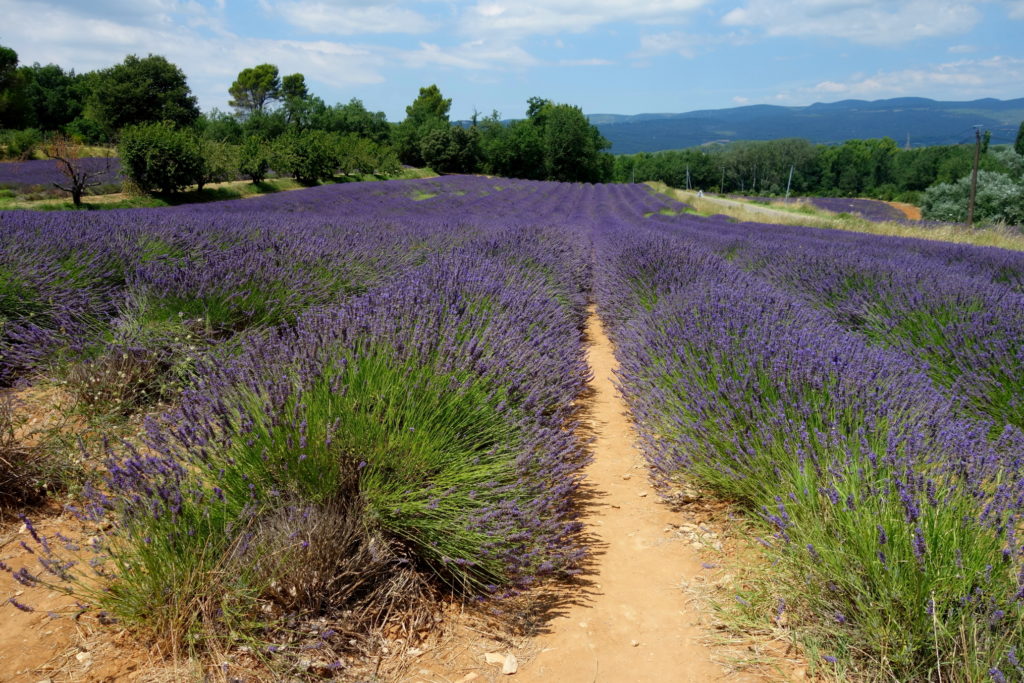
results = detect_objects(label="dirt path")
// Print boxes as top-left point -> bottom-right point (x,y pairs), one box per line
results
515,308 -> 745,683
886,201 -> 923,221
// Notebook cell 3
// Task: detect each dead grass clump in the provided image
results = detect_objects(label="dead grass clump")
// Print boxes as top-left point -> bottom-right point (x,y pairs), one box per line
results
63,346 -> 176,416
244,495 -> 433,635
0,397 -> 60,510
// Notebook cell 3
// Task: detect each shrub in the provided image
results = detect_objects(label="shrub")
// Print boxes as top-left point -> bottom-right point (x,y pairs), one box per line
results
194,139 -> 238,191
238,135 -> 272,183
119,122 -> 202,194
0,128 -> 42,160
922,170 -> 1024,226
271,129 -> 338,184
0,397 -> 61,510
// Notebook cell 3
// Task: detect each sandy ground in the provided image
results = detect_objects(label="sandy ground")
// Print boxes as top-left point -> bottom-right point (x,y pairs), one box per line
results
886,201 -> 923,221
513,309 -> 755,683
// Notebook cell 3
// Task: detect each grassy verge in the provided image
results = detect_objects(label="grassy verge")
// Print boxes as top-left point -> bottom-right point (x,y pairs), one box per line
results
647,182 -> 1024,252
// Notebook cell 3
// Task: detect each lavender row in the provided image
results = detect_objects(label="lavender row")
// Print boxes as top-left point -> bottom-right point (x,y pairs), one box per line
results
0,157 -> 123,193
0,176 -> 573,386
640,210 -> 1024,434
12,177 -> 594,656
594,215 -> 1024,679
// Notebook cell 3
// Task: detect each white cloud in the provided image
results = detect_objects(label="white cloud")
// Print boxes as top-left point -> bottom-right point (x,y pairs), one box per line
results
271,1 -> 436,35
947,44 -> 977,53
558,58 -> 613,66
461,0 -> 709,37
632,32 -> 700,58
1006,0 -> 1024,18
0,0 -> 388,109
722,0 -> 980,45
401,40 -> 539,70
784,56 -> 1024,100
732,95 -> 750,104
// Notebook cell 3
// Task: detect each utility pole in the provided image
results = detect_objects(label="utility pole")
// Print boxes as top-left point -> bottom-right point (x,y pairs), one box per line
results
967,126 -> 981,227
785,164 -> 795,199
685,165 -> 691,190
720,167 -> 725,194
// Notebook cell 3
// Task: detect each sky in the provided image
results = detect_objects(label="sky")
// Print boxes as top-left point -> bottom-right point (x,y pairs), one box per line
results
2,0 -> 1023,122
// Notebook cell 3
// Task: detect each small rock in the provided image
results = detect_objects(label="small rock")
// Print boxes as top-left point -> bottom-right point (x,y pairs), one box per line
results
502,654 -> 518,675
408,647 -> 424,657
484,652 -> 506,665
621,474 -> 631,480
75,651 -> 92,666
630,640 -> 640,647
460,674 -> 479,682
418,669 -> 431,676
638,492 -> 648,498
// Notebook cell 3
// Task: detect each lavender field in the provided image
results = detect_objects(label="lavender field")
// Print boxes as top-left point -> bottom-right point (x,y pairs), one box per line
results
4,176 -> 1024,680
0,157 -> 122,195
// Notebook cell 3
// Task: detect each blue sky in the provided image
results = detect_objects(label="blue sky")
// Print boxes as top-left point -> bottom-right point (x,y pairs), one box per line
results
2,0 -> 1023,121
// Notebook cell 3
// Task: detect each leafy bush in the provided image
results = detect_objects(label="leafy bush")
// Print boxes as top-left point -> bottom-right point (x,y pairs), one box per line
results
119,122 -> 202,194
194,139 -> 239,191
272,129 -> 338,184
922,170 -> 1024,226
0,127 -> 42,160
238,135 -> 272,183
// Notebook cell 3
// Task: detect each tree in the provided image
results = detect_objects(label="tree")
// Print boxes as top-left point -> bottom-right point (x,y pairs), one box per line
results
119,121 -> 203,194
1016,120 -> 1024,157
229,64 -> 281,117
405,84 -> 451,126
18,62 -> 86,130
194,139 -> 238,191
395,84 -> 452,165
89,54 -> 199,132
0,44 -> 29,128
238,136 -> 272,183
44,134 -> 115,207
272,129 -> 338,184
281,73 -> 307,101
539,102 -> 611,183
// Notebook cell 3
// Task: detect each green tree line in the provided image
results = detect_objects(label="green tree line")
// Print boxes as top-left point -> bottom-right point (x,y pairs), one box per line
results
614,131 -> 1024,225
0,45 -> 612,186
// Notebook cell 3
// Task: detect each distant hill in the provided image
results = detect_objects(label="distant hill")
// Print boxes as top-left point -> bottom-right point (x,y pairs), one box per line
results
590,97 -> 1024,154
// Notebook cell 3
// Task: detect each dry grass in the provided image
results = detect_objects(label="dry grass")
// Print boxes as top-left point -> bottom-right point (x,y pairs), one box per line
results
647,182 -> 1024,252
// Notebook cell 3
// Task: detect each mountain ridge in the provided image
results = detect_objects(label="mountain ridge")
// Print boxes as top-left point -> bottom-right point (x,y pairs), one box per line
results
585,97 -> 1024,153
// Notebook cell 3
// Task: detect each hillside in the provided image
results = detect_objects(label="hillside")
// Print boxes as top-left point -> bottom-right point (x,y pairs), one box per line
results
592,97 -> 1024,153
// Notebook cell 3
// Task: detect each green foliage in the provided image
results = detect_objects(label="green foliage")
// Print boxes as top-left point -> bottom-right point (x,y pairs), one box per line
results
18,62 -> 88,131
478,100 -> 611,182
480,116 -> 544,180
119,122 -> 203,194
1016,120 -> 1024,157
0,127 -> 42,160
921,169 -> 1024,226
238,136 -> 272,183
63,116 -> 107,144
196,108 -> 243,143
419,125 -> 481,174
272,129 -> 338,184
89,54 -> 199,133
396,85 -> 452,166
0,44 -> 28,128
194,139 -> 238,191
228,63 -> 281,116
